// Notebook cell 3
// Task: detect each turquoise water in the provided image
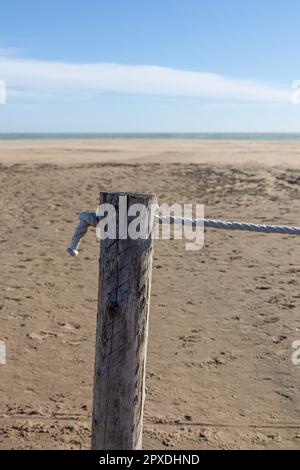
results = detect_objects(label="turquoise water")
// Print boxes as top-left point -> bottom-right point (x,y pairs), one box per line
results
1,133 -> 300,141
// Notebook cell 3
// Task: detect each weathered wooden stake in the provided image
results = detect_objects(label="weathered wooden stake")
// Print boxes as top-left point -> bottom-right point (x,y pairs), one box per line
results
91,191 -> 156,450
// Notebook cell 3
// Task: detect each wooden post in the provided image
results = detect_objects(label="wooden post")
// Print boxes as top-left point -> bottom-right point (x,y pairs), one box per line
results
91,191 -> 156,450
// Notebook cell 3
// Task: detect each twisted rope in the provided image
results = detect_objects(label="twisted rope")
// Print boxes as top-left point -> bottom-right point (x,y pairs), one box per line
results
67,211 -> 300,256
156,215 -> 300,235
67,211 -> 98,256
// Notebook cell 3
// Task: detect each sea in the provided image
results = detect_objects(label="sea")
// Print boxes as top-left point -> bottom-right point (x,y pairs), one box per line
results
0,133 -> 300,141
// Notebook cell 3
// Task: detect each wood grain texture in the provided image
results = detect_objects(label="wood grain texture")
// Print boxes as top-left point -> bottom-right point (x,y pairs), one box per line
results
91,192 -> 156,450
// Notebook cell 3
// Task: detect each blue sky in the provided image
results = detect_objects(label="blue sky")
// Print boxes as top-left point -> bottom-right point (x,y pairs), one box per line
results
0,0 -> 300,132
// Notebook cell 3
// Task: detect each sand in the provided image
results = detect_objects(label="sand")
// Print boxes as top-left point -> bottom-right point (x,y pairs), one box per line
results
0,139 -> 300,449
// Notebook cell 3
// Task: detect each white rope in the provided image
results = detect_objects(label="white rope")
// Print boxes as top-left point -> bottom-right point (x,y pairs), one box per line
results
67,211 -> 300,256
156,215 -> 300,235
67,211 -> 98,256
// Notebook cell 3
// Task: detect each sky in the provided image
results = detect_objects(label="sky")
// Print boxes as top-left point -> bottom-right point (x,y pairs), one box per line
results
0,0 -> 300,132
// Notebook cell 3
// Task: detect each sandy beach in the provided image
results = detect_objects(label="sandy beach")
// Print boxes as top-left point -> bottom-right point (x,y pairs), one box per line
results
0,139 -> 300,449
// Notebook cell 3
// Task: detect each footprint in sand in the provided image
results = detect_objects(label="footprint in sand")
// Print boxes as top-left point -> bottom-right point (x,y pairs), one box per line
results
57,321 -> 81,331
27,331 -> 58,341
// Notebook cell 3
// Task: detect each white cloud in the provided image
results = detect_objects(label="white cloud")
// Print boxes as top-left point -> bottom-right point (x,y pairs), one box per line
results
0,47 -> 25,57
0,56 -> 291,103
